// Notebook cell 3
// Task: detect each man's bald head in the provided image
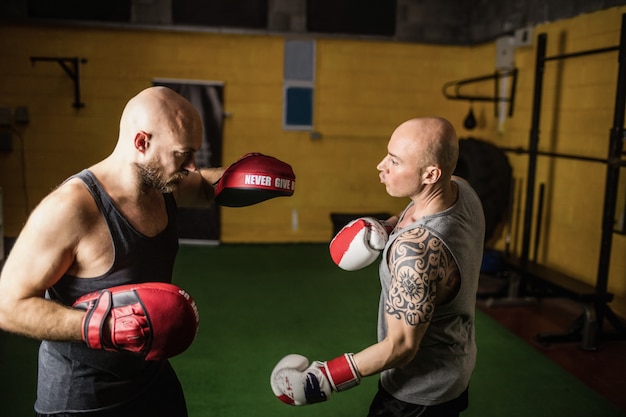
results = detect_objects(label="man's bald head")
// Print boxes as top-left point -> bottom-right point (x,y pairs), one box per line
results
106,87 -> 204,193
392,117 -> 459,179
118,86 -> 202,150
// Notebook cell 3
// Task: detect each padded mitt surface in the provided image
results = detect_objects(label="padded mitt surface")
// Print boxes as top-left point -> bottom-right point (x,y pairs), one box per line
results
214,153 -> 296,207
74,282 -> 200,361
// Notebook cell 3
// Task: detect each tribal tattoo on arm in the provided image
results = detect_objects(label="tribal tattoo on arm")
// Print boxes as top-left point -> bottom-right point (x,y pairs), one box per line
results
385,227 -> 450,326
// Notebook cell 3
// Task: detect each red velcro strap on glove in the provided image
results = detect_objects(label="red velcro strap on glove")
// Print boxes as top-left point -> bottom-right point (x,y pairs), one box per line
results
323,353 -> 362,392
81,289 -> 113,350
214,153 -> 296,207
107,302 -> 151,354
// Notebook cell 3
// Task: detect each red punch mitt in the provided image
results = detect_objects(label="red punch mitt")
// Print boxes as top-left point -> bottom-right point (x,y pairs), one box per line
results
214,153 -> 296,207
73,282 -> 200,361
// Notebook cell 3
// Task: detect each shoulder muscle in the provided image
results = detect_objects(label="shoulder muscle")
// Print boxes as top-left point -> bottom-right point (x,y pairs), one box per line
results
386,228 -> 450,326
2,180 -> 99,290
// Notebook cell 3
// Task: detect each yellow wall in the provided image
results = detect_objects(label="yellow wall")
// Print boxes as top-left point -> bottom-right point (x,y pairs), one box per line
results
0,7 -> 625,316
0,22 -> 494,241
495,7 -> 626,317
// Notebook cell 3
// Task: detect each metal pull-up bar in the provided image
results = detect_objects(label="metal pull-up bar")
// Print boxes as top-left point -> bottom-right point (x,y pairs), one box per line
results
442,68 -> 518,118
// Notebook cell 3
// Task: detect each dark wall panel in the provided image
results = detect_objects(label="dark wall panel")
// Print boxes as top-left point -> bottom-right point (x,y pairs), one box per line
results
307,0 -> 396,37
27,0 -> 130,22
172,0 -> 268,28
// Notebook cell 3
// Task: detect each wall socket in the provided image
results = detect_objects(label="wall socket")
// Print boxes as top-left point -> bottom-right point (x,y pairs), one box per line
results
496,35 -> 515,69
515,27 -> 534,47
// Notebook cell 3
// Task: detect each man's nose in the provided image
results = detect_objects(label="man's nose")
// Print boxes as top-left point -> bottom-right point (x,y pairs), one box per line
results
183,156 -> 197,171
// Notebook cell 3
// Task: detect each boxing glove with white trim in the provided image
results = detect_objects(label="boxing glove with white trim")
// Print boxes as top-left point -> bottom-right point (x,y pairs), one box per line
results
329,217 -> 391,271
270,353 -> 361,406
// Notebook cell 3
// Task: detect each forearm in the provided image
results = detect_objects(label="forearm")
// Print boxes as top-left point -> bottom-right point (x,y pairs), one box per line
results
177,167 -> 226,207
352,339 -> 413,377
0,296 -> 83,342
199,166 -> 226,185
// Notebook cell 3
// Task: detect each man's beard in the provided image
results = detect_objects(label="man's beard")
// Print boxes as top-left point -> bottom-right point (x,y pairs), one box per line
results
135,161 -> 188,194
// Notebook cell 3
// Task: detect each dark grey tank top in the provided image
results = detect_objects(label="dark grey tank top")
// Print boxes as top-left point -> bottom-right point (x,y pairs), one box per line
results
35,169 -> 179,413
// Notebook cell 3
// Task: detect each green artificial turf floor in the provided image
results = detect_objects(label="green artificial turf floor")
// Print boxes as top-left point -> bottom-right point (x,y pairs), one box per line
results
1,243 -> 625,417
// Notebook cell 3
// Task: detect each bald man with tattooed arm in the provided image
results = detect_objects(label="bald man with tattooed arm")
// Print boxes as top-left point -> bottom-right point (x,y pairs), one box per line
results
271,117 -> 485,417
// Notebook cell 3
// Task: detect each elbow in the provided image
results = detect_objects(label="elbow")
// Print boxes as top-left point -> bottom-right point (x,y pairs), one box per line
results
386,338 -> 419,368
395,347 -> 418,367
0,284 -> 38,334
0,294 -> 16,332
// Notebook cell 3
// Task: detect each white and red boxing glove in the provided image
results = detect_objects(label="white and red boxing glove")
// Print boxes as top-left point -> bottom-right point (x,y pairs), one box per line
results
73,282 -> 200,360
329,217 -> 391,271
270,353 -> 361,406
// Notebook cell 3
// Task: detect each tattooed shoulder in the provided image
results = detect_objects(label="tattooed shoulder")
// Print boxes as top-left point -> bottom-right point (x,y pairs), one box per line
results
385,228 -> 449,326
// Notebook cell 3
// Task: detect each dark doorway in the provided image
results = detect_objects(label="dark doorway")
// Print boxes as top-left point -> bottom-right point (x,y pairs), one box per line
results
153,79 -> 224,244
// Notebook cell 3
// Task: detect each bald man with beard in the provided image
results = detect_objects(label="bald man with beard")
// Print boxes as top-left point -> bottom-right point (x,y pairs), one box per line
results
0,86 -> 227,416
271,117 -> 485,417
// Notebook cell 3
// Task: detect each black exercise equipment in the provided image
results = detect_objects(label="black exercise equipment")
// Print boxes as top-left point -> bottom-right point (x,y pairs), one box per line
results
494,14 -> 626,351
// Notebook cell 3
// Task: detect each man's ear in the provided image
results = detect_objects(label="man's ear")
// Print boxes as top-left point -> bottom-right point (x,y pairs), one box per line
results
423,165 -> 442,184
134,131 -> 150,153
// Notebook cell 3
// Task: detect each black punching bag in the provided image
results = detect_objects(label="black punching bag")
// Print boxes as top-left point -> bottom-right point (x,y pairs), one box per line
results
463,104 -> 477,130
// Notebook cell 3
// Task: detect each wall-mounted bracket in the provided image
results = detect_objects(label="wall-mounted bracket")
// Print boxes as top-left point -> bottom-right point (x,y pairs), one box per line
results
442,68 -> 518,117
30,56 -> 88,109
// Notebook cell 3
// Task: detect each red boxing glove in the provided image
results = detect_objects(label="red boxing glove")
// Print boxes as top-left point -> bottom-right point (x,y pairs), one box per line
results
73,282 -> 199,360
214,153 -> 295,207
